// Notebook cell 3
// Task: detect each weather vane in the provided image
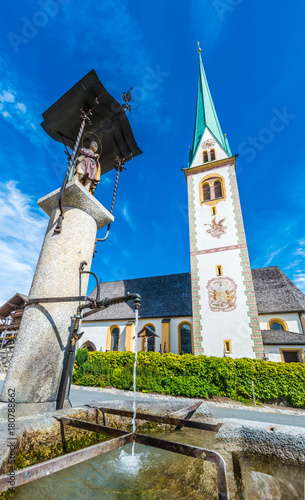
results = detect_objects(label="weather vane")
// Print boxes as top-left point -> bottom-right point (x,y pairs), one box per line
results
197,41 -> 201,53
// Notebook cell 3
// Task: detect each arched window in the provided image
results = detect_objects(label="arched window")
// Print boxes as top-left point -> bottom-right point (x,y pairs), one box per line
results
179,323 -> 192,354
80,341 -> 96,352
111,327 -> 120,351
202,183 -> 211,201
203,149 -> 217,163
267,318 -> 288,331
270,322 -> 284,331
214,180 -> 222,199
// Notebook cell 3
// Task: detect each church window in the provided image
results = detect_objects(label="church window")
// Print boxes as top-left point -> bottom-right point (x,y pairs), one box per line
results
211,206 -> 217,216
202,183 -> 211,201
203,149 -> 217,163
224,340 -> 232,354
179,322 -> 193,354
267,318 -> 288,331
110,326 -> 120,351
200,175 -> 225,205
216,265 -> 223,276
214,180 -> 222,199
280,348 -> 303,363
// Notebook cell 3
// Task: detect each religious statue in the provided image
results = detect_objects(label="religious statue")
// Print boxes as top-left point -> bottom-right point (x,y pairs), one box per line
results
74,139 -> 101,194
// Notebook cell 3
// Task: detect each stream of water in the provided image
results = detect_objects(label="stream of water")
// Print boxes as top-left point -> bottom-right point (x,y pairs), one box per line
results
131,308 -> 139,457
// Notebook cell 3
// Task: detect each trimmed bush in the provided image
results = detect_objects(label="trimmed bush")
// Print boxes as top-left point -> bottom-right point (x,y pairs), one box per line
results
75,347 -> 88,366
72,350 -> 305,407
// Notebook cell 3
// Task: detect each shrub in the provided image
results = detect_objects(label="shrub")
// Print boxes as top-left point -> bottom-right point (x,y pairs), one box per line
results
72,351 -> 305,408
76,347 -> 88,366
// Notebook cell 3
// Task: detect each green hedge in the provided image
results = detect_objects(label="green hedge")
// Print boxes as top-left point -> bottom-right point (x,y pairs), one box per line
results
72,351 -> 305,407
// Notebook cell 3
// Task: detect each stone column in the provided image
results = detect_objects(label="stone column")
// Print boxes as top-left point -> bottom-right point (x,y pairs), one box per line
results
0,180 -> 113,416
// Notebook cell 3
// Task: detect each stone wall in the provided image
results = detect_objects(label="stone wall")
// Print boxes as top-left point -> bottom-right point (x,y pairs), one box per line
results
0,348 -> 14,373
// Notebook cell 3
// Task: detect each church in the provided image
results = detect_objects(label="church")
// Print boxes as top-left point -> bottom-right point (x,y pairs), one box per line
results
78,48 -> 305,363
2,50 -> 305,364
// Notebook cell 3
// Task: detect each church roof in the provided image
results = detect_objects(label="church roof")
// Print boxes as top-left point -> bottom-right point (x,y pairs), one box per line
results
85,272 -> 192,321
252,266 -> 305,314
188,50 -> 231,168
85,266 -> 305,321
261,330 -> 305,345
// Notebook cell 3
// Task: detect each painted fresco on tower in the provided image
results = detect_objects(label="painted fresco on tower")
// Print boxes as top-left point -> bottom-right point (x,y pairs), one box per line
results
205,218 -> 227,238
207,277 -> 237,312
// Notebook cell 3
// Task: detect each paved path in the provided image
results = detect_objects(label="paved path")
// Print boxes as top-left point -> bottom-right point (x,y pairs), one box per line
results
1,374 -> 305,428
69,384 -> 305,429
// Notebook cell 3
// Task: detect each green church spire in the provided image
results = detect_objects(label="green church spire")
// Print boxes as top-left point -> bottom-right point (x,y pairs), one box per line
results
188,45 -> 231,167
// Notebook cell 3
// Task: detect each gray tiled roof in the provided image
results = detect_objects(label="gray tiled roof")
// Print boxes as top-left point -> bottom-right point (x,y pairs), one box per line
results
85,266 -> 305,321
252,266 -> 305,314
86,272 -> 192,321
261,330 -> 305,345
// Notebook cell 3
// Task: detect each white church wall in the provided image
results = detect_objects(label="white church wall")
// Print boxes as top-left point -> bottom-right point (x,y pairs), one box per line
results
196,249 -> 255,358
188,158 -> 261,359
258,313 -> 303,334
264,345 -> 305,363
79,316 -> 194,354
80,320 -> 128,352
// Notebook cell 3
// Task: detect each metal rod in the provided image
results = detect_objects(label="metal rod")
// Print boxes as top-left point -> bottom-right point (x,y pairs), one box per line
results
55,109 -> 91,233
95,406 -> 222,432
0,433 -> 133,493
251,380 -> 256,405
25,296 -> 90,306
133,434 -> 228,500
57,342 -> 75,410
59,417 -> 130,437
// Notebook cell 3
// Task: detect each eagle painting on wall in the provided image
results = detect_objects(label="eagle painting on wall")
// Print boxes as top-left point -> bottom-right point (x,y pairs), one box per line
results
205,218 -> 227,238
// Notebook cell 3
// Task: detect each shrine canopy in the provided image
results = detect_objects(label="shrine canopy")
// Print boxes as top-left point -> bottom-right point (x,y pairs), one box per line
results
41,70 -> 142,175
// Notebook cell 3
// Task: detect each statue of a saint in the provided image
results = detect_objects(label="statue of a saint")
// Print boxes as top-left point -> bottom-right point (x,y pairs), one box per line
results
74,140 -> 101,193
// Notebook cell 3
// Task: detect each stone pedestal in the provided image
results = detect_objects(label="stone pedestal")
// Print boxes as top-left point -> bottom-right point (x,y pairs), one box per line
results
0,180 -> 113,416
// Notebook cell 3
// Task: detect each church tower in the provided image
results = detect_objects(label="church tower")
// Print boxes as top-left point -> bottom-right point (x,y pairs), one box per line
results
185,46 -> 264,359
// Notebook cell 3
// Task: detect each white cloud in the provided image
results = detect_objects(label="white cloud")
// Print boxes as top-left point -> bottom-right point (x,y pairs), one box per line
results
0,181 -> 47,304
16,102 -> 27,113
0,56 -> 46,147
119,203 -> 136,232
0,90 -> 15,103
262,244 -> 288,267
293,271 -> 305,293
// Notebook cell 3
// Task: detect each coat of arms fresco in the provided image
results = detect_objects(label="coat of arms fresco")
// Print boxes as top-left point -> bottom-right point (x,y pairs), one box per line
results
205,218 -> 227,238
207,277 -> 237,312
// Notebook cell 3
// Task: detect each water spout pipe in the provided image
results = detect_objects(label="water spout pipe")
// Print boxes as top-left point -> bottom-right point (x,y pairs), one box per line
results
82,292 -> 141,318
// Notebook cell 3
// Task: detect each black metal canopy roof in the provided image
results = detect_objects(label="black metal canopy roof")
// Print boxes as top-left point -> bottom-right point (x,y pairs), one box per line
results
41,70 -> 142,175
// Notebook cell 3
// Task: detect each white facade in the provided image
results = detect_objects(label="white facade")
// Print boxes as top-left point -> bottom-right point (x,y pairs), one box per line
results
259,313 -> 302,334
80,317 -> 193,354
187,128 -> 263,359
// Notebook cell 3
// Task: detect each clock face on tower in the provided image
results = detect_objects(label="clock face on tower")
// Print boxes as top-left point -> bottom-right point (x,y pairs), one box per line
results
201,139 -> 215,150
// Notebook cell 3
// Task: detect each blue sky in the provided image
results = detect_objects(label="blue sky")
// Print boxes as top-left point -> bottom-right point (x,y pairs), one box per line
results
0,0 -> 305,303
